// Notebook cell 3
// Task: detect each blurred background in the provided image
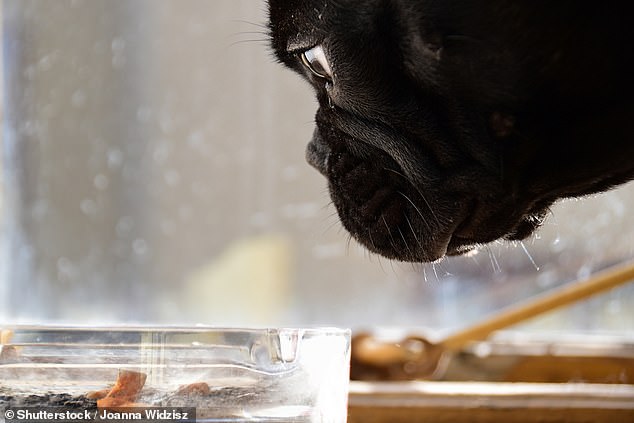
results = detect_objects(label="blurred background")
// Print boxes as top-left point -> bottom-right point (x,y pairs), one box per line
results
1,0 -> 633,336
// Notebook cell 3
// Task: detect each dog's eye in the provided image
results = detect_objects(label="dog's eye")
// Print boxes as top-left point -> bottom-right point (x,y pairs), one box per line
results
300,45 -> 332,81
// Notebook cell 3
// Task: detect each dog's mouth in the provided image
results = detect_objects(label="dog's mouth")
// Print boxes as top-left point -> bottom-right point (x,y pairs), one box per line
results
448,206 -> 548,256
308,119 -> 467,262
308,111 -> 549,263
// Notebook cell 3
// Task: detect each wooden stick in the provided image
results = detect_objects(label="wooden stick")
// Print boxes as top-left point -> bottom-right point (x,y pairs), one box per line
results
440,261 -> 634,351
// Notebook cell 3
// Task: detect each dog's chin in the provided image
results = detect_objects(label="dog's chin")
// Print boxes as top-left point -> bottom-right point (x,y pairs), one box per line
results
308,129 -> 549,263
308,135 -> 459,263
323,146 -> 462,262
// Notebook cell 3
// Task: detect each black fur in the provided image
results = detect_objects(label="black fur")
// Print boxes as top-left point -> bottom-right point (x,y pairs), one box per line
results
268,0 -> 634,262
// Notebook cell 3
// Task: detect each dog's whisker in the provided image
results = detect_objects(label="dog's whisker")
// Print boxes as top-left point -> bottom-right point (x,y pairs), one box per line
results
388,257 -> 398,276
322,216 -> 342,236
367,228 -> 377,253
519,241 -> 540,271
336,225 -> 347,236
377,254 -> 388,276
412,261 -> 424,275
437,258 -> 451,278
229,31 -> 271,41
229,39 -> 270,47
486,245 -> 502,273
345,233 -> 354,257
231,30 -> 270,36
397,190 -> 432,232
224,29 -> 269,42
431,261 -> 440,281
231,19 -> 269,30
404,215 -> 422,249
413,186 -> 446,227
386,167 -> 444,227
396,226 -> 414,259
381,214 -> 399,255
323,216 -> 339,228
367,230 -> 390,275
321,208 -> 339,223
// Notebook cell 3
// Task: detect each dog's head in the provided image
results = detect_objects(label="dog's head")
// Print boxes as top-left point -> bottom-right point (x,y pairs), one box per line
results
269,0 -> 634,262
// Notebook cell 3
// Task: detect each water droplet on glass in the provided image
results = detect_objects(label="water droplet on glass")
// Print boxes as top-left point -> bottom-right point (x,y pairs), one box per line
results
137,106 -> 152,123
23,120 -> 38,137
24,65 -> 36,80
107,148 -> 123,169
57,257 -> 72,271
57,257 -> 77,281
187,131 -> 204,149
71,90 -> 86,108
111,37 -> 126,52
31,199 -> 49,220
37,55 -> 53,72
536,269 -> 557,288
164,169 -> 180,187
116,216 -> 134,237
94,173 -> 109,190
132,238 -> 148,255
111,37 -> 127,69
576,265 -> 592,281
550,235 -> 565,253
160,115 -> 174,133
80,198 -> 97,215
153,143 -> 170,164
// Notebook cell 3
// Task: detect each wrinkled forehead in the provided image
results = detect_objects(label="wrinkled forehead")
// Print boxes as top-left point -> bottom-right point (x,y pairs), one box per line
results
268,0 -> 433,100
268,0 -> 385,52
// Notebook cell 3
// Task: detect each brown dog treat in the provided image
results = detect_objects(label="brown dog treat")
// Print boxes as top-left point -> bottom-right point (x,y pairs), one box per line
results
175,382 -> 211,396
95,369 -> 147,410
86,388 -> 111,400
106,370 -> 147,399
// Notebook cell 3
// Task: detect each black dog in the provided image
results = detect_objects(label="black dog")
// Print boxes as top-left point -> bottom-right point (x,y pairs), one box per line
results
268,0 -> 634,262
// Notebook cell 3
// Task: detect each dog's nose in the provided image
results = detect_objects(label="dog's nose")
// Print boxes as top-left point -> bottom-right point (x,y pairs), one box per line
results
306,128 -> 330,176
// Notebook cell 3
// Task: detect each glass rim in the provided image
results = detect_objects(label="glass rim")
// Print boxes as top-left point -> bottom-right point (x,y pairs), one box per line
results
1,324 -> 351,336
